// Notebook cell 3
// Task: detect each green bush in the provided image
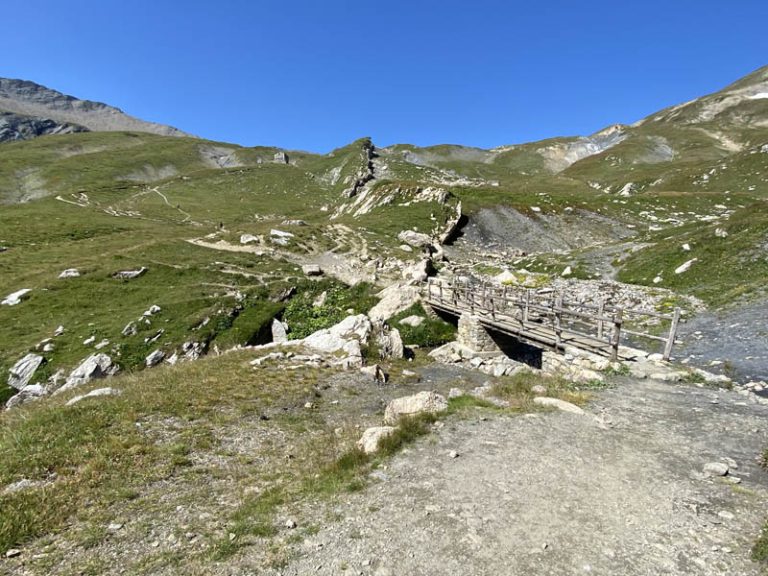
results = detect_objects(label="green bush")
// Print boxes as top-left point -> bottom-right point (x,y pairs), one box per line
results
283,281 -> 378,340
389,303 -> 456,347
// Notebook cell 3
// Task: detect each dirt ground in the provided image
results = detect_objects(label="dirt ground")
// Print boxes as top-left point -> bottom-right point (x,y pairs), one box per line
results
278,377 -> 768,575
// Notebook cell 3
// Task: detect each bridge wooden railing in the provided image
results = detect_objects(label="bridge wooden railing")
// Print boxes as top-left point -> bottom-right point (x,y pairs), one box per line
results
425,277 -> 681,361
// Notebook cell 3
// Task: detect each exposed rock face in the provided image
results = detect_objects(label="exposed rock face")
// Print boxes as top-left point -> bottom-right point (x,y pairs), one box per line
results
384,391 -> 448,425
0,78 -> 188,139
112,267 -> 147,280
8,354 -> 44,390
56,353 -> 117,394
0,111 -> 87,142
5,384 -> 46,409
342,139 -> 375,198
356,426 -> 396,454
368,283 -> 421,322
145,350 -> 165,367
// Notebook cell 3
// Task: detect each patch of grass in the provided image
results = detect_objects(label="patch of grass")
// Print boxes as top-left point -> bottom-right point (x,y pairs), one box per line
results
283,280 -> 378,340
389,303 -> 457,347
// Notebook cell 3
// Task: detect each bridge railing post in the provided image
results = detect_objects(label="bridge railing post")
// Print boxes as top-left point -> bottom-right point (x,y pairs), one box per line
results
611,308 -> 623,362
554,293 -> 563,350
597,298 -> 605,340
663,307 -> 681,361
523,290 -> 530,323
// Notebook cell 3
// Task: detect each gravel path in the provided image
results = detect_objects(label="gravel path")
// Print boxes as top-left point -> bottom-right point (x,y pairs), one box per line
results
281,378 -> 768,575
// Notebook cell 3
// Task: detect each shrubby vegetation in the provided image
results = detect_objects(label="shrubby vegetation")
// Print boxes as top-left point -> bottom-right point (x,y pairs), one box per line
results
390,303 -> 457,348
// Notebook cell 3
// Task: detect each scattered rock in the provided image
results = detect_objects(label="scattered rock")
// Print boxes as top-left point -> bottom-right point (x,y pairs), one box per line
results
112,267 -> 147,280
531,385 -> 547,395
357,426 -> 396,454
302,264 -> 323,276
66,387 -> 121,406
399,315 -> 425,328
533,397 -> 585,415
285,519 -> 297,529
703,462 -> 729,477
360,364 -> 388,384
122,322 -> 138,337
8,353 -> 44,390
449,450 -> 460,459
384,391 -> 448,425
368,283 -> 421,321
448,387 -> 463,399
54,325 -> 65,336
56,354 -> 117,394
674,258 -> 698,274
94,339 -> 110,350
5,384 -> 46,409
83,335 -> 96,345
143,304 -> 162,316
397,229 -> 432,248
240,234 -> 261,245
312,291 -> 328,307
5,548 -> 21,558
1,288 -> 31,306
58,268 -> 80,279
145,350 -> 165,368
270,229 -> 294,246
272,319 -> 288,343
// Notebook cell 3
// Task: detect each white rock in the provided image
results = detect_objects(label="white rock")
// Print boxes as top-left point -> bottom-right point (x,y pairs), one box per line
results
145,350 -> 165,367
54,325 -> 65,336
533,397 -> 584,415
397,230 -> 432,248
8,354 -> 44,390
303,314 -> 372,354
312,291 -> 327,307
94,339 -> 110,350
703,462 -> 729,477
682,243 -> 691,251
714,228 -> 728,238
240,234 -> 260,245
360,364 -> 388,384
5,384 -> 46,409
57,354 -> 116,394
495,269 -> 518,285
58,268 -> 81,279
83,336 -> 96,346
561,266 -> 572,277
122,322 -> 138,337
142,304 -> 162,317
66,387 -> 121,406
399,315 -> 425,328
1,288 -> 31,306
674,258 -> 698,274
271,319 -> 288,343
368,283 -> 421,321
653,276 -> 663,284
301,264 -> 322,276
384,391 -> 448,425
448,387 -> 463,399
531,384 -> 547,395
356,426 -> 396,454
113,267 -> 147,280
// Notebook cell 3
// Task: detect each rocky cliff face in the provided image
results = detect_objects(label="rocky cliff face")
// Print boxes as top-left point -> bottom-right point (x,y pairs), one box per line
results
0,78 -> 188,142
0,111 -> 87,142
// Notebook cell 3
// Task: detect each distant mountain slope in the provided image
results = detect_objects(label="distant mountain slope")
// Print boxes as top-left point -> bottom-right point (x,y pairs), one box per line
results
0,78 -> 189,141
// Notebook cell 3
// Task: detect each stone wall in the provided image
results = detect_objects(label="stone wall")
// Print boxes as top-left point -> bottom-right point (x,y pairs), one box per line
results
457,313 -> 501,354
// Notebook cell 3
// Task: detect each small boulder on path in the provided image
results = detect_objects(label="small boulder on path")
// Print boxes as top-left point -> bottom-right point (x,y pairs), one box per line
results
357,426 -> 397,454
533,397 -> 585,415
384,391 -> 448,425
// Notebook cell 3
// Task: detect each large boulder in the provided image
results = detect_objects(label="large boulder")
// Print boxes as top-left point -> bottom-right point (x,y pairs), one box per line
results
302,315 -> 372,368
357,426 -> 396,454
384,391 -> 448,425
368,283 -> 421,322
397,230 -> 432,248
8,354 -> 44,390
5,384 -> 46,410
402,259 -> 435,283
271,319 -> 288,343
55,354 -> 117,394
374,325 -> 405,359
1,288 -> 31,306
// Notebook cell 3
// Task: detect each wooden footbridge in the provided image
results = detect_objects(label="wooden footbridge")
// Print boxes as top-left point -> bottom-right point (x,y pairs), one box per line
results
425,278 -> 681,361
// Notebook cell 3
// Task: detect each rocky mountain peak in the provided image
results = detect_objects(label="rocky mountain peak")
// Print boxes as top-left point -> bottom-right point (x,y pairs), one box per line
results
0,77 -> 190,140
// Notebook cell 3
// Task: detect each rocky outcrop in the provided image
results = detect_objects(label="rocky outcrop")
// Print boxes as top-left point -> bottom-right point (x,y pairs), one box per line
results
384,391 -> 448,425
0,111 -> 87,142
1,288 -> 31,306
55,353 -> 118,394
8,354 -> 44,390
368,283 -> 421,322
0,78 -> 188,138
342,139 -> 375,198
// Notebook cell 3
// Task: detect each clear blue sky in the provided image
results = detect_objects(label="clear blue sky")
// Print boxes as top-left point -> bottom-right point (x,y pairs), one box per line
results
3,1 -> 767,152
